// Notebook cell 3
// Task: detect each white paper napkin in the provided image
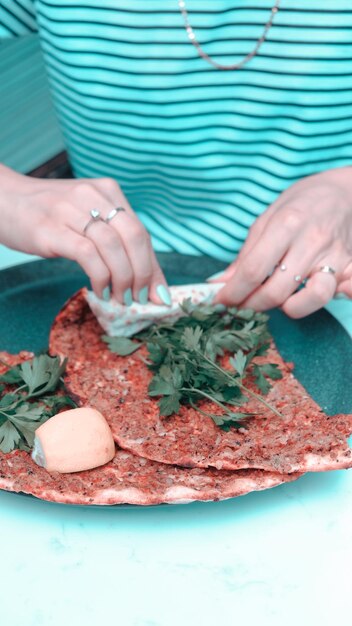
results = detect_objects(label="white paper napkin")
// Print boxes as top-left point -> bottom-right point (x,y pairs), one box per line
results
85,283 -> 224,337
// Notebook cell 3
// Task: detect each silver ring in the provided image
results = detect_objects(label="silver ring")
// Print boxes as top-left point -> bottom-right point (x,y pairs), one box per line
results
83,209 -> 103,235
293,274 -> 308,287
104,207 -> 126,224
316,265 -> 336,276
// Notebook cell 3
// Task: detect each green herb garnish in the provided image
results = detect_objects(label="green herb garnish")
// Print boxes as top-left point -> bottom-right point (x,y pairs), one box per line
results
0,355 -> 76,453
103,300 -> 283,430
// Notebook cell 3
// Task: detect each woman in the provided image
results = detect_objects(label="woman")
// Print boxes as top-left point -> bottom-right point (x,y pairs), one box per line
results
1,0 -> 352,316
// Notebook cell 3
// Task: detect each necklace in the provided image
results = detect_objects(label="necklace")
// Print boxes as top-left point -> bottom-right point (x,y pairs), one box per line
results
178,0 -> 281,71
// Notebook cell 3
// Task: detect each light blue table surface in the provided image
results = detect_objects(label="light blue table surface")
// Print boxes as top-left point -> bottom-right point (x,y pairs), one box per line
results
0,247 -> 351,626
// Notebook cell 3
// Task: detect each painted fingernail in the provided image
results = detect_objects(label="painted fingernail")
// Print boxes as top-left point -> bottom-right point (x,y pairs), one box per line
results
123,288 -> 133,307
156,284 -> 172,307
334,293 -> 350,300
206,271 -> 226,281
138,286 -> 149,305
102,286 -> 110,302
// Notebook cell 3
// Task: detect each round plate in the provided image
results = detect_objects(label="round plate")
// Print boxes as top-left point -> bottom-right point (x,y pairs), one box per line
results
0,254 -> 351,507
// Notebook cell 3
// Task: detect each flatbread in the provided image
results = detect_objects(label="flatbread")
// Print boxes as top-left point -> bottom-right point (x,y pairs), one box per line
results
0,448 -> 302,506
50,290 -> 352,475
0,349 -> 302,506
0,351 -> 34,373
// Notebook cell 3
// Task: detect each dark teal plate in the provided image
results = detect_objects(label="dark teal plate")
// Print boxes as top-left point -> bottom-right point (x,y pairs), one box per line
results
0,254 -> 351,507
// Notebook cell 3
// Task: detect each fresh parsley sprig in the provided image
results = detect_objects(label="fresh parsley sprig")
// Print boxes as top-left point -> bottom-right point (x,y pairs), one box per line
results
103,299 -> 283,430
0,354 -> 76,453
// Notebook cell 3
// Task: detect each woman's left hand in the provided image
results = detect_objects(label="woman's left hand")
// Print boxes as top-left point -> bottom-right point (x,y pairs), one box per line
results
214,167 -> 352,318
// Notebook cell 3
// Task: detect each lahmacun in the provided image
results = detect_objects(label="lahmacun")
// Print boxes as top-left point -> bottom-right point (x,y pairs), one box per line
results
0,338 -> 303,505
50,290 -> 352,475
0,448 -> 301,506
1,285 -> 351,507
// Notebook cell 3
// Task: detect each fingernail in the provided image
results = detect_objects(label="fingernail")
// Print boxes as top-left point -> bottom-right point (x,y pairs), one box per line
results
123,288 -> 133,307
206,271 -> 225,282
156,284 -> 172,307
334,293 -> 350,300
138,286 -> 149,305
102,286 -> 110,302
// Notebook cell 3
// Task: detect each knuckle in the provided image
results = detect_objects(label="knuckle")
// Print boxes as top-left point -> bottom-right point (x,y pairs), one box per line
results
311,281 -> 331,304
281,301 -> 300,319
127,223 -> 150,246
116,268 -> 134,289
102,228 -> 120,249
137,267 -> 153,284
263,292 -> 282,309
306,225 -> 328,247
98,177 -> 120,194
72,181 -> 97,197
241,260 -> 260,284
281,208 -> 302,232
76,237 -> 96,260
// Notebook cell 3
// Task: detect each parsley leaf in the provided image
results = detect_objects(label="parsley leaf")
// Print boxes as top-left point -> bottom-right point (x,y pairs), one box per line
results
106,300 -> 283,430
17,355 -> 67,397
102,335 -> 142,356
158,392 -> 181,417
0,355 -> 75,454
0,421 -> 21,453
230,350 -> 247,377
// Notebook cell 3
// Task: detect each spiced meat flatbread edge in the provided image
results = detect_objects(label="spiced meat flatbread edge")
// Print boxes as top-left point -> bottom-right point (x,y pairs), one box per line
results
0,448 -> 303,506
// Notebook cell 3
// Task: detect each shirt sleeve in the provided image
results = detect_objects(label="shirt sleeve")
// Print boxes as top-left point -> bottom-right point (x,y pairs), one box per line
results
0,1 -> 37,37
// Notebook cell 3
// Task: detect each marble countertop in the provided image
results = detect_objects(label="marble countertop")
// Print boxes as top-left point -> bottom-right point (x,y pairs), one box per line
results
1,247 -> 351,626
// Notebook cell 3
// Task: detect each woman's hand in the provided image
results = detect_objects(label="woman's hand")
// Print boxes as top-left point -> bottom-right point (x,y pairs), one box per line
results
0,165 -> 170,305
213,167 -> 352,318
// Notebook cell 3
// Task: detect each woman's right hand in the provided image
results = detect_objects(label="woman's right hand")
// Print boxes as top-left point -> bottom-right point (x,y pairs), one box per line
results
0,165 -> 170,306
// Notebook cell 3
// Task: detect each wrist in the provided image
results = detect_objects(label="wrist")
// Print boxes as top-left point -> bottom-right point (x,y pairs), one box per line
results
0,164 -> 27,193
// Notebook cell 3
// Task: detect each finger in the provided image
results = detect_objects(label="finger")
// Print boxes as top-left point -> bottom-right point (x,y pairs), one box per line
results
207,213 -> 275,284
93,178 -> 170,304
337,259 -> 352,283
83,219 -> 134,304
215,214 -> 298,306
61,184 -> 154,304
335,279 -> 352,299
108,211 -> 154,303
234,205 -> 278,263
45,227 -> 111,298
282,271 -> 337,318
59,195 -> 134,303
241,235 -> 337,311
209,198 -> 287,284
148,248 -> 172,306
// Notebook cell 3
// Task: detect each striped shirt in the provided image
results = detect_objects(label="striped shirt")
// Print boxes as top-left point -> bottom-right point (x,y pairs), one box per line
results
1,1 -> 352,261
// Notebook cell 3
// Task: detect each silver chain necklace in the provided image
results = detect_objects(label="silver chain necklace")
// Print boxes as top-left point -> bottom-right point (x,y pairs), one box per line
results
178,0 -> 281,71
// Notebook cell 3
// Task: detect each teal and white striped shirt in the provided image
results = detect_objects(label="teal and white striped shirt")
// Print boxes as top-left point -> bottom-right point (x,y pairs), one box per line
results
1,1 -> 352,261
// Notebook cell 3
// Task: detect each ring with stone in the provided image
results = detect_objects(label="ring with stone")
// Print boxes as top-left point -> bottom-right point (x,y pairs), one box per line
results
83,209 -> 103,235
294,274 -> 307,286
